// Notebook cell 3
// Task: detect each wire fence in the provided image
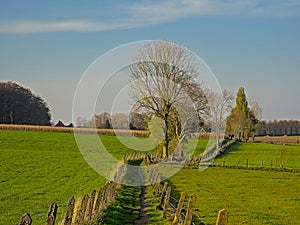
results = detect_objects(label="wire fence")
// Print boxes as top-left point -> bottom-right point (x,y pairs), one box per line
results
147,166 -> 226,225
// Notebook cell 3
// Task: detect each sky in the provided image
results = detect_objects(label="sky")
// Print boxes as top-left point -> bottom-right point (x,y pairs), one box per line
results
0,0 -> 300,124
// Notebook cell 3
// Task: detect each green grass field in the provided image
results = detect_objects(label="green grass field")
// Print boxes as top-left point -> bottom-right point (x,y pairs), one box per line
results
1,129 -> 300,225
0,130 -> 106,224
214,142 -> 300,169
168,167 -> 300,225
0,130 -> 157,225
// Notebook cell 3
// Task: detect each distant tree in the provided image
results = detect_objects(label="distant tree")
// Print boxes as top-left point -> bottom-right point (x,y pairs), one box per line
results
129,41 -> 206,158
89,112 -> 111,129
111,113 -> 128,129
75,116 -> 90,127
264,120 -> 300,136
254,120 -> 266,136
205,89 -> 233,149
226,87 -> 258,141
0,82 -> 51,125
249,99 -> 262,120
129,112 -> 148,130
249,99 -> 265,136
105,118 -> 112,129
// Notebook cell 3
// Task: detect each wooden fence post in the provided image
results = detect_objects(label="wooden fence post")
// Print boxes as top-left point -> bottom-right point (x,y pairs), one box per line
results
155,173 -> 160,185
172,192 -> 186,225
281,160 -> 284,169
85,189 -> 96,221
158,182 -> 168,210
63,196 -> 75,225
74,194 -> 89,224
149,168 -> 154,184
183,195 -> 197,225
46,203 -> 58,225
18,213 -> 32,225
92,188 -> 102,217
154,182 -> 161,199
152,172 -> 159,186
270,159 -> 273,169
163,186 -> 172,219
216,209 -> 229,225
124,152 -> 128,163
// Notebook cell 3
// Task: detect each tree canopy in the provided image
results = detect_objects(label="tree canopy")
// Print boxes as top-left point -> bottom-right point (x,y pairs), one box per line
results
129,41 -> 206,158
226,87 -> 258,141
0,82 -> 51,125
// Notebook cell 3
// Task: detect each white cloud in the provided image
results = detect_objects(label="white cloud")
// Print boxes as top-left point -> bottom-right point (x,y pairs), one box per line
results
0,0 -> 299,34
0,20 -> 132,34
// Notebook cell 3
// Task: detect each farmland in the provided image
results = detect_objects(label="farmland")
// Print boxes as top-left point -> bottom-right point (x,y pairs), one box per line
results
1,129 -> 300,224
214,142 -> 300,169
0,129 -> 155,224
169,167 -> 300,225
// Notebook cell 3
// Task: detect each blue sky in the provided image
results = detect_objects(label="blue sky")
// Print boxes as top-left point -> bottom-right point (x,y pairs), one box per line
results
0,0 -> 300,123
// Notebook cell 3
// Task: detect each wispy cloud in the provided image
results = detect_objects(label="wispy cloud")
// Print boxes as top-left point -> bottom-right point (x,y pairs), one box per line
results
127,0 -> 300,20
0,0 -> 299,34
0,20 -> 134,34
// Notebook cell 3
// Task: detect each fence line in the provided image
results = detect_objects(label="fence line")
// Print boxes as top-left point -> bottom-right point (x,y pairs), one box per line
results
17,163 -> 127,225
17,154 -> 230,225
146,167 -> 227,225
213,158 -> 300,173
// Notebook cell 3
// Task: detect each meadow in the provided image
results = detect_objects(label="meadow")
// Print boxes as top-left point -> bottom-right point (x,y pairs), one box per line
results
1,129 -> 300,225
168,167 -> 300,225
214,142 -> 300,169
0,130 -> 155,224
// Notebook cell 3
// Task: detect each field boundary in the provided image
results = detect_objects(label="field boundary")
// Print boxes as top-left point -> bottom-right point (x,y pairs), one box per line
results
16,163 -> 127,225
0,124 -> 149,137
254,135 -> 300,145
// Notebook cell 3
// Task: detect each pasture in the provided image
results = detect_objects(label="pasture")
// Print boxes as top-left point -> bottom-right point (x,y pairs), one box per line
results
214,142 -> 300,169
0,130 -> 155,224
1,129 -> 300,224
0,129 -> 206,224
169,167 -> 300,225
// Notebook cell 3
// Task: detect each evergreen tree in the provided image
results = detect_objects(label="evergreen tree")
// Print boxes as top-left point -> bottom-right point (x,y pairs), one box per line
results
226,87 -> 257,141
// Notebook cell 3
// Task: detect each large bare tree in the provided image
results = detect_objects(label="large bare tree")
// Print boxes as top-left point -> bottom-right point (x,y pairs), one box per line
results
129,41 -> 205,158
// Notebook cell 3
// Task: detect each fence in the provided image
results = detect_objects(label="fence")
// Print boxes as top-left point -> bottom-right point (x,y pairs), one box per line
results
186,139 -> 237,167
213,158 -> 300,172
147,167 -> 229,225
17,154 -> 230,225
17,163 -> 127,225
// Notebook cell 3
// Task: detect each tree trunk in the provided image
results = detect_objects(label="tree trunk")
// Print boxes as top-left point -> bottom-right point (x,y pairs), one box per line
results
164,113 -> 169,159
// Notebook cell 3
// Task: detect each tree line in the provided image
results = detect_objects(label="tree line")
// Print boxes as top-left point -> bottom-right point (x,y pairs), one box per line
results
0,82 -> 51,125
257,120 -> 300,136
76,112 -> 148,130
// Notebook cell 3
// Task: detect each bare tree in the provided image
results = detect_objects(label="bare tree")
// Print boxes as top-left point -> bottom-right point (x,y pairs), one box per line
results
129,41 -> 205,158
111,113 -> 128,129
205,89 -> 233,150
249,99 -> 262,120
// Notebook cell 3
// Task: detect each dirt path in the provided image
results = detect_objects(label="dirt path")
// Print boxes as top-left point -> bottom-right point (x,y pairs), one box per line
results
133,167 -> 148,225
